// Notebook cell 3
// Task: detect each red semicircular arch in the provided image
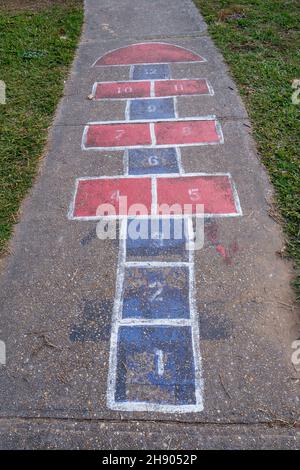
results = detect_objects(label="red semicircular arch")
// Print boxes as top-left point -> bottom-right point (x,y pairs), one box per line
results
93,42 -> 205,66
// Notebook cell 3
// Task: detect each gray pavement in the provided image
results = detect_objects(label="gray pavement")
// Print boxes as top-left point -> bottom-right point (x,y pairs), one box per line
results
0,0 -> 299,449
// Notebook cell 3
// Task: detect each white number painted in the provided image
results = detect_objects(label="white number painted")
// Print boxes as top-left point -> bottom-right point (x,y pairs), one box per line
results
188,188 -> 201,201
182,126 -> 192,136
147,105 -> 156,113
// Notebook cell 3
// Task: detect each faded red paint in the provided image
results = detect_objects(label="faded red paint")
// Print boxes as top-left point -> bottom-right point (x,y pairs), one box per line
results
157,175 -> 238,215
73,178 -> 152,217
94,81 -> 150,99
94,43 -> 205,66
85,123 -> 152,148
155,120 -> 221,146
155,79 -> 210,97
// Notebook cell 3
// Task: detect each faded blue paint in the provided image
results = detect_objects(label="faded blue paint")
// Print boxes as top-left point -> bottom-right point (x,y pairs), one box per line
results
129,98 -> 175,120
132,64 -> 171,80
128,148 -> 179,175
115,326 -> 196,405
122,266 -> 190,319
126,218 -> 189,259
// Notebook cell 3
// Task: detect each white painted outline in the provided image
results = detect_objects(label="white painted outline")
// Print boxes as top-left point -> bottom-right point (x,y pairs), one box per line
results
174,96 -> 179,119
81,115 -> 224,151
77,47 -> 239,412
71,213 -> 241,221
67,177 -> 80,220
91,42 -> 207,68
151,176 -> 157,215
155,349 -> 164,376
91,81 -> 98,98
125,145 -> 182,176
106,216 -> 204,413
91,78 -> 214,101
123,149 -> 129,176
81,124 -> 89,151
68,172 -> 243,221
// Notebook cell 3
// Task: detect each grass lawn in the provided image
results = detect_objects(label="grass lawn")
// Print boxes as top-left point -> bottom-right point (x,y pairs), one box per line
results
194,0 -> 300,297
0,0 -> 83,255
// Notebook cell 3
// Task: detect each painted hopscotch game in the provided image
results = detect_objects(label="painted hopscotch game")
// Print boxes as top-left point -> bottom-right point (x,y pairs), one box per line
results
68,43 -> 242,412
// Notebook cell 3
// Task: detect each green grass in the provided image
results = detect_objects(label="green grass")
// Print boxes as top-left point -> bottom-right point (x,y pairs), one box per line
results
194,0 -> 300,297
0,2 -> 83,254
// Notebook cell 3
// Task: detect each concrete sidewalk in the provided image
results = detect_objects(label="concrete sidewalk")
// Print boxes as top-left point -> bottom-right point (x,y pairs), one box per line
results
0,0 -> 299,449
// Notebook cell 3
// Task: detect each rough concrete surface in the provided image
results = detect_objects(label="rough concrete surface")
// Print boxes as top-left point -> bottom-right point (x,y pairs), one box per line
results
0,0 -> 299,449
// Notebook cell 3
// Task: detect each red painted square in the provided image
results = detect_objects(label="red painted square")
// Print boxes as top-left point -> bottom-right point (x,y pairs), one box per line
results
94,81 -> 150,99
155,120 -> 220,146
157,175 -> 238,215
73,178 -> 152,218
85,123 -> 152,148
155,79 -> 210,97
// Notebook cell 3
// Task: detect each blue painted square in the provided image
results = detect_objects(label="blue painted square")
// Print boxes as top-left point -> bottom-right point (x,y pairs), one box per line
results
126,218 -> 189,260
128,148 -> 179,175
129,98 -> 175,120
115,325 -> 196,405
122,265 -> 190,319
132,64 -> 170,80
